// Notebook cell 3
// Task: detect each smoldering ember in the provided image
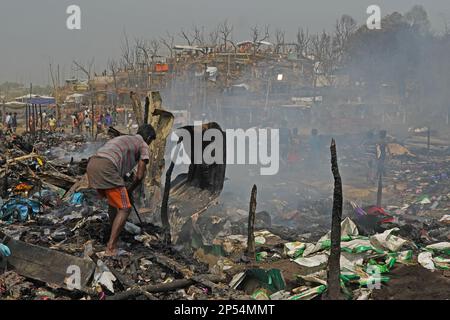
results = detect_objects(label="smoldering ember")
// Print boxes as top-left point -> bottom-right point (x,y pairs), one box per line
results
0,3 -> 450,302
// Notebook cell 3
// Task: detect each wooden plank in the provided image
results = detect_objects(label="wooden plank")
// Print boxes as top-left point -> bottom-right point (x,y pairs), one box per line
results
3,238 -> 96,292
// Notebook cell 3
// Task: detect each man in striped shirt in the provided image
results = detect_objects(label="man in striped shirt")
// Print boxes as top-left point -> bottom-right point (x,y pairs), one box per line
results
87,124 -> 156,256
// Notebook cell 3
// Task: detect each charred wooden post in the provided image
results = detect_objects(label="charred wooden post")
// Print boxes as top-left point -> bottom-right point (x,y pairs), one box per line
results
28,83 -> 32,133
39,104 -> 43,139
31,104 -> 37,137
144,96 -> 150,125
161,162 -> 175,245
33,104 -> 38,138
326,139 -> 343,300
246,184 -> 257,258
25,104 -> 29,132
91,102 -> 95,138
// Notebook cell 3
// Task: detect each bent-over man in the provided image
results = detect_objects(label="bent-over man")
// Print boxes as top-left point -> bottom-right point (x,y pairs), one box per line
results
87,124 -> 156,256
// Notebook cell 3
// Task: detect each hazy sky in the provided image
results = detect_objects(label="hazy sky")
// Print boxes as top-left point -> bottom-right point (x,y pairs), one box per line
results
0,0 -> 449,85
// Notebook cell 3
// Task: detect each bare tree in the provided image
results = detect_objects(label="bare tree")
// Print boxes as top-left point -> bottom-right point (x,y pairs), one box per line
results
310,31 -> 336,88
149,39 -> 160,61
275,29 -> 286,53
49,61 -> 61,121
296,28 -> 310,57
107,59 -> 119,105
72,58 -> 95,81
250,24 -> 270,56
192,25 -> 205,46
209,26 -> 220,48
120,30 -> 135,70
179,28 -> 194,46
219,19 -> 233,51
73,58 -> 95,108
135,37 -> 149,68
333,15 -> 357,65
160,31 -> 175,57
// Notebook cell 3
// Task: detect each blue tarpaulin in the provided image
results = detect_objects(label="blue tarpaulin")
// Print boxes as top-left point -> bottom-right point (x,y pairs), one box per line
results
0,197 -> 40,223
25,97 -> 56,105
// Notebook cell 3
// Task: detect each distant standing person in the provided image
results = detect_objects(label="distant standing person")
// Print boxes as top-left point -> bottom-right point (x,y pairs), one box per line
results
308,128 -> 321,168
11,113 -> 17,133
48,115 -> 57,132
84,116 -> 92,136
41,112 -> 47,129
104,113 -> 112,128
112,109 -> 117,126
4,113 -> 11,133
127,114 -> 133,134
96,114 -> 103,134
279,120 -> 291,162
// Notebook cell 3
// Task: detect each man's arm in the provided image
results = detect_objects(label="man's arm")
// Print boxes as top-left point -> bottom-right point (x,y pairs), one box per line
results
127,159 -> 148,194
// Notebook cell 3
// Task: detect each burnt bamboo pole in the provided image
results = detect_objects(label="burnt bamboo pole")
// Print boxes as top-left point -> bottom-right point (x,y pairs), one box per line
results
39,104 -> 43,139
28,83 -> 32,133
246,184 -> 257,258
32,104 -> 37,137
25,104 -> 29,132
326,139 -> 343,300
144,96 -> 150,125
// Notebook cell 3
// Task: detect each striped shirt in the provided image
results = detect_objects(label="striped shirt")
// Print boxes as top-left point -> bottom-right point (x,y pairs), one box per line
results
95,135 -> 150,178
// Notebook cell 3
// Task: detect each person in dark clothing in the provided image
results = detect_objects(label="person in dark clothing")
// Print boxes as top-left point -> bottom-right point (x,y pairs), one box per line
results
362,130 -> 377,182
308,128 -> 321,166
279,120 -> 291,161
11,113 -> 17,133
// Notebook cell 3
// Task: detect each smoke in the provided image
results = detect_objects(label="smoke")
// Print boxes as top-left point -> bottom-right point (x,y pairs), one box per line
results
47,141 -> 104,162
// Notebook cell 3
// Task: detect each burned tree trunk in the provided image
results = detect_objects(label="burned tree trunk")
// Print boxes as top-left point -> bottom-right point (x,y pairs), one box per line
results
246,184 -> 257,258
144,96 -> 150,125
326,139 -> 343,300
145,93 -> 174,210
161,161 -> 175,245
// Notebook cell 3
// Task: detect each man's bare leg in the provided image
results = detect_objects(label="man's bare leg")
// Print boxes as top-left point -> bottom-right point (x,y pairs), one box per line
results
108,205 -> 117,224
106,208 -> 131,256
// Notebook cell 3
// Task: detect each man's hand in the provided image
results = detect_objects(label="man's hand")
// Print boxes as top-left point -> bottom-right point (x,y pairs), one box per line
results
127,159 -> 148,194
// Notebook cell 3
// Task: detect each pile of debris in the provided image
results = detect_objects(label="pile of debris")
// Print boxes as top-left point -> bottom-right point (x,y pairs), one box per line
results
0,126 -> 449,301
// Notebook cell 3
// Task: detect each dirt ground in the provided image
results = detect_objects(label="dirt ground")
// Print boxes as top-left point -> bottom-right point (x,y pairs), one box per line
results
372,265 -> 450,300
